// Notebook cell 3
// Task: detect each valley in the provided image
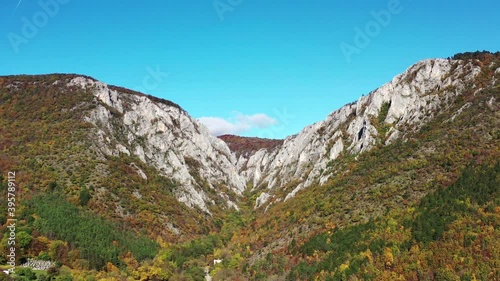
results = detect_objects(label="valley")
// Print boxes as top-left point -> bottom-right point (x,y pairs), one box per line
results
0,51 -> 499,280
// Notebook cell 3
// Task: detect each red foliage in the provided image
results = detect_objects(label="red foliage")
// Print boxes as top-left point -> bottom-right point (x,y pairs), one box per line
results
218,135 -> 283,157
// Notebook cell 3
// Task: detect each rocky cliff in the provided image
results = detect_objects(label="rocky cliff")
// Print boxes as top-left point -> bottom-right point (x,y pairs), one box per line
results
230,58 -> 494,209
67,77 -> 246,214
68,56 -> 499,212
2,52 -> 498,280
3,55 -> 494,215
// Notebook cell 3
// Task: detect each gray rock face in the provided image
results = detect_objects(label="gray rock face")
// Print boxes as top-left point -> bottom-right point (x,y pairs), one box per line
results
236,59 -> 489,208
69,77 -> 245,213
67,57 -> 495,212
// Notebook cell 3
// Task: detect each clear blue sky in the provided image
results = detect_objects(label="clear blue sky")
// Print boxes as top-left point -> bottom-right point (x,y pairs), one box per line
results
1,0 -> 499,138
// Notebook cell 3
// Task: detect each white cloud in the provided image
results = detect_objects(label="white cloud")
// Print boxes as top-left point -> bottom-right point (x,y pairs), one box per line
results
198,112 -> 278,136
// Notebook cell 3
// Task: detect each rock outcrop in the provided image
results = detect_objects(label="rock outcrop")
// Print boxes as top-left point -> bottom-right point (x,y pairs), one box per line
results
64,56 -> 496,211
68,77 -> 246,213
230,58 -> 492,208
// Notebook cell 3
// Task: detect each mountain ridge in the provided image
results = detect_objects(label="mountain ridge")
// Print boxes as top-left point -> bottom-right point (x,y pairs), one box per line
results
0,51 -> 498,279
231,56 -> 494,209
1,53 -> 498,213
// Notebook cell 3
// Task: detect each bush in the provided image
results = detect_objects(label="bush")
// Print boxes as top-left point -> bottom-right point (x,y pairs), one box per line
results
16,267 -> 36,280
17,231 -> 32,249
378,101 -> 391,124
79,188 -> 91,206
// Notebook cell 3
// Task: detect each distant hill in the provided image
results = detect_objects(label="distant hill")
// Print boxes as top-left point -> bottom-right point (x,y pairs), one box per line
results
218,134 -> 283,158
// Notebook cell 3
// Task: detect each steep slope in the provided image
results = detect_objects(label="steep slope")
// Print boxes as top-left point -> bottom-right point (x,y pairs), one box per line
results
0,74 -> 245,244
68,76 -> 245,213
237,56 -> 492,209
209,51 -> 500,280
0,52 -> 498,279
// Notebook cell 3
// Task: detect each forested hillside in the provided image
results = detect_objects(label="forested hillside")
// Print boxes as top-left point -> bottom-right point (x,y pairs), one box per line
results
0,52 -> 498,280
211,52 -> 500,280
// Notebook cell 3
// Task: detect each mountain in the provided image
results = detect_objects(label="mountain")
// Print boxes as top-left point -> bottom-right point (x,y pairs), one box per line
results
232,56 -> 495,209
70,76 -> 247,214
0,51 -> 498,280
0,73 -> 248,250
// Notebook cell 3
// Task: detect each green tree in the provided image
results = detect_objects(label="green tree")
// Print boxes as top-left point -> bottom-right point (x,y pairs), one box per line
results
79,188 -> 91,206
16,267 -> 36,280
48,181 -> 57,191
185,266 -> 205,281
17,231 -> 32,249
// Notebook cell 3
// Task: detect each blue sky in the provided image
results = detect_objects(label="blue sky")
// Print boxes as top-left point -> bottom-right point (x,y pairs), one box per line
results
1,0 -> 499,138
